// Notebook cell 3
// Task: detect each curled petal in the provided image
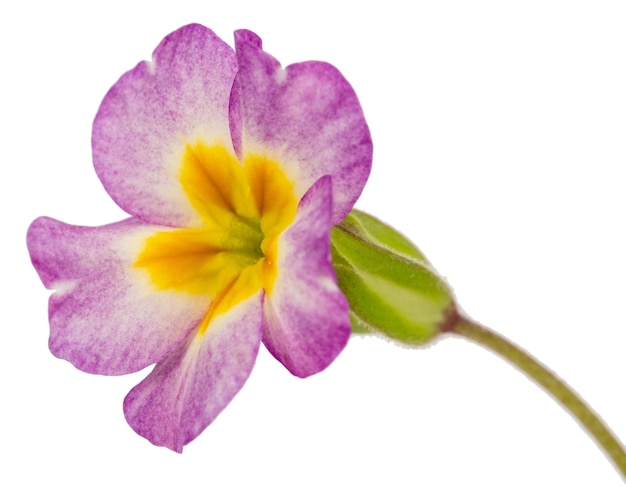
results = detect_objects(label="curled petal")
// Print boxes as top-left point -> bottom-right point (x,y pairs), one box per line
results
27,217 -> 210,375
93,24 -> 238,227
232,30 -> 372,225
123,294 -> 263,452
263,176 -> 351,377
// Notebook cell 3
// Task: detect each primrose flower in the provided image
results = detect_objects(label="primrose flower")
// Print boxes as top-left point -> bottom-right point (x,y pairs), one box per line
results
27,24 -> 372,451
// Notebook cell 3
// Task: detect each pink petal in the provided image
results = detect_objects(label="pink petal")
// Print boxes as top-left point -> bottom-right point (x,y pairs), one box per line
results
123,294 -> 263,452
93,24 -> 238,227
263,177 -> 351,377
27,217 -> 210,375
232,30 -> 372,225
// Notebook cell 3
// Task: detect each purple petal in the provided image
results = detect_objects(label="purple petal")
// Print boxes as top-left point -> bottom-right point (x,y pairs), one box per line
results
232,30 -> 372,225
123,294 -> 263,452
93,24 -> 238,227
27,217 -> 210,375
263,176 -> 351,377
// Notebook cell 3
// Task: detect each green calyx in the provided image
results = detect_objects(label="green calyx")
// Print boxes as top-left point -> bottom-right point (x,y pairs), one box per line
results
330,209 -> 456,344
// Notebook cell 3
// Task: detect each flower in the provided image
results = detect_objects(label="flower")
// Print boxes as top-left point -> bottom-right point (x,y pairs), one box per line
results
27,24 -> 372,451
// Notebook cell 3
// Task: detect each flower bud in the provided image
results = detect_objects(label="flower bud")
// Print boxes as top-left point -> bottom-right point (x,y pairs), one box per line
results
331,209 -> 456,344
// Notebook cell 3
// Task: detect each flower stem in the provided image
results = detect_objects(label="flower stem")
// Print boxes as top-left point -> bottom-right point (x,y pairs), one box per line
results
450,314 -> 626,482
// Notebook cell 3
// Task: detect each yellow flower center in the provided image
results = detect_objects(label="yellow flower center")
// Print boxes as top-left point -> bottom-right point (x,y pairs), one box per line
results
134,141 -> 297,333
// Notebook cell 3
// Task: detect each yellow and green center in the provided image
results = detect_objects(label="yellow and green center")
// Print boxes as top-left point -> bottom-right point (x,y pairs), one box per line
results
134,141 -> 297,333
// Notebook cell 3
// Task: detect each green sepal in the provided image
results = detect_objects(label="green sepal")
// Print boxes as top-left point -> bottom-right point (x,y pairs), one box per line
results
331,209 -> 455,344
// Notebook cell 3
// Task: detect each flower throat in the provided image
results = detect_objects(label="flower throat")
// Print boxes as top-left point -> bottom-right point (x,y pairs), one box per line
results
134,141 -> 297,330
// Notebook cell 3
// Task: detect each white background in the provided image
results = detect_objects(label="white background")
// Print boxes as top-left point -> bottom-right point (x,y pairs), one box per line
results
2,1 -> 626,498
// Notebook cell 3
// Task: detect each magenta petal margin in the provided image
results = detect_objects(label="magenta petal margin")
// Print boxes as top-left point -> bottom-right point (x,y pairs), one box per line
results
124,294 -> 264,452
26,217 -> 209,375
233,30 -> 372,225
263,176 -> 351,377
27,24 -> 372,451
93,25 -> 238,228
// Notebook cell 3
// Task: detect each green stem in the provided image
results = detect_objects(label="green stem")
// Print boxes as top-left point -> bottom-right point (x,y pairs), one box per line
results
451,315 -> 626,481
